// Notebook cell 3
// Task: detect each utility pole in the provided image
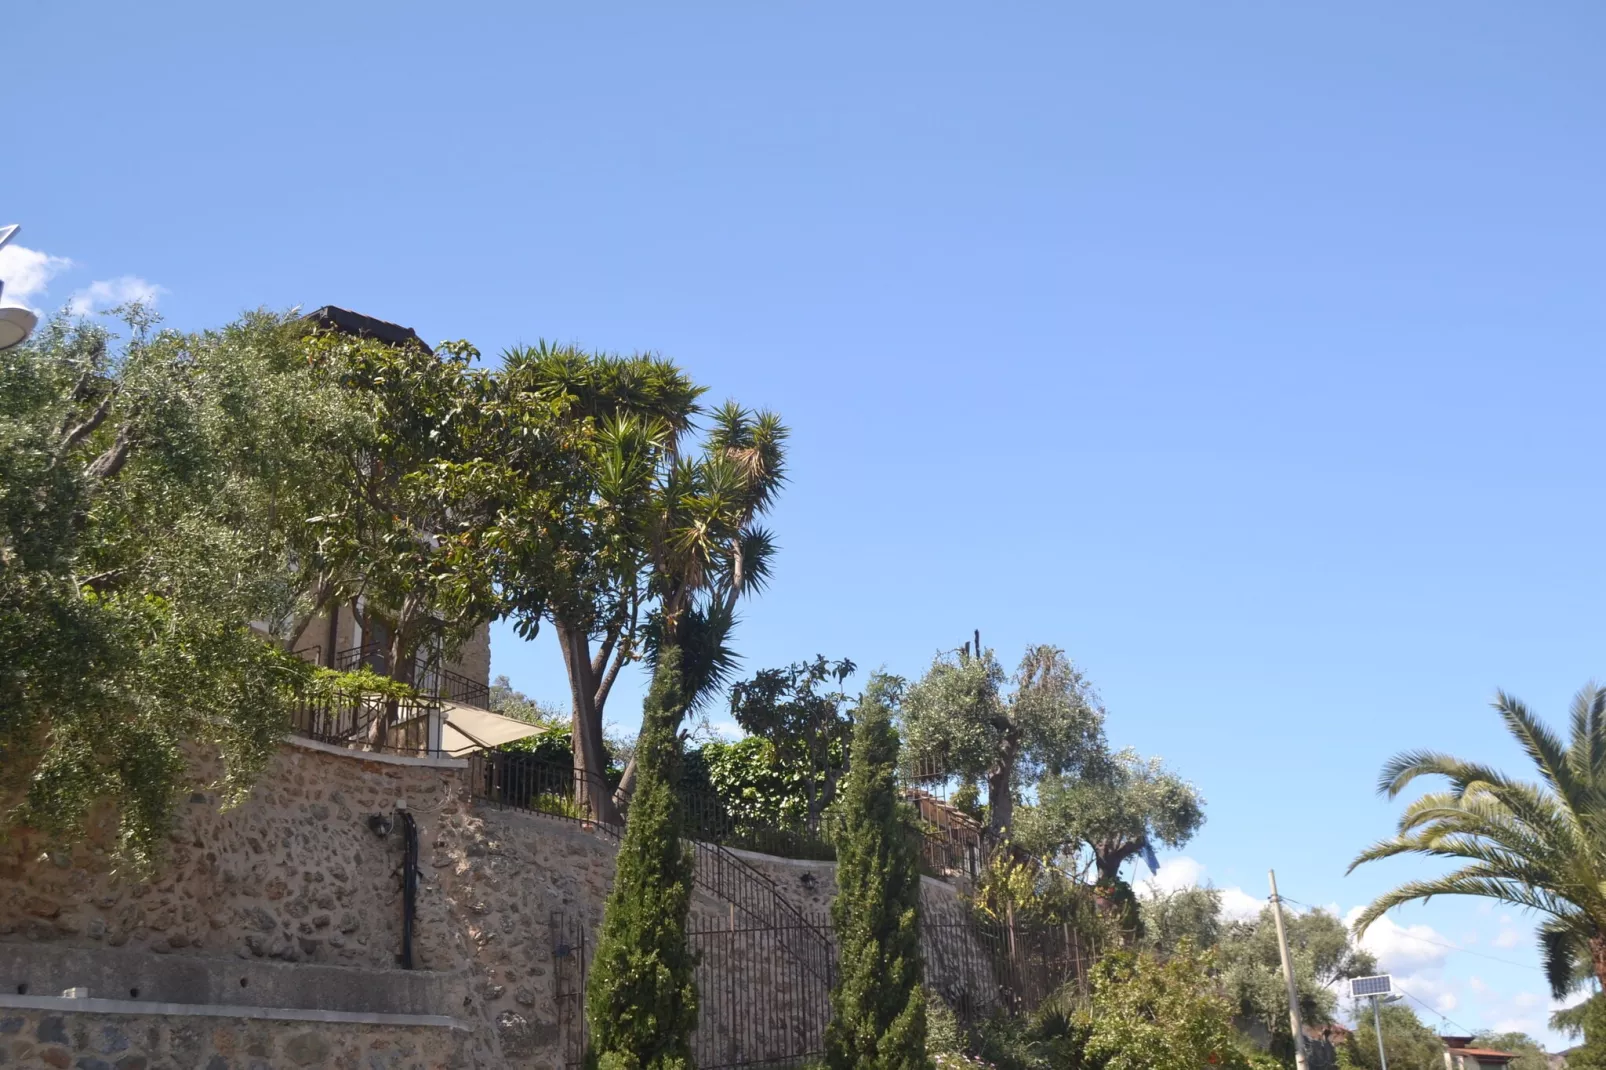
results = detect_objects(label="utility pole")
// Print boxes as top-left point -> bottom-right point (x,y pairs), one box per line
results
1370,994 -> 1389,1070
1268,870 -> 1310,1070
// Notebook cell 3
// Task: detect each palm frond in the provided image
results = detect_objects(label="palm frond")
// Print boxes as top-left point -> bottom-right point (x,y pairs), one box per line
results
1495,689 -> 1586,812
1377,749 -> 1508,798
1351,871 -> 1572,936
1539,916 -> 1594,1000
1568,683 -> 1606,791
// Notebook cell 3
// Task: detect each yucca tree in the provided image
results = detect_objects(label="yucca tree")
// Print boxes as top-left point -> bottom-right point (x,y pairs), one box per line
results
1350,685 -> 1606,997
612,401 -> 788,807
493,345 -> 785,823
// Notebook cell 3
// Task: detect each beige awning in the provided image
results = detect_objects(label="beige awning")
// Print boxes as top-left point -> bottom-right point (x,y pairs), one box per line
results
440,702 -> 546,757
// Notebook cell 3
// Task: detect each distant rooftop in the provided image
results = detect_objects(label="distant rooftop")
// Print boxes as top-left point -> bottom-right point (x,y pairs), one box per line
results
1442,1036 -> 1519,1063
302,305 -> 431,352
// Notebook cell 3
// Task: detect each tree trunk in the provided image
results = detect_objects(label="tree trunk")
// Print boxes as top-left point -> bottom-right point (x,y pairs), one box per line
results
985,721 -> 1020,844
613,754 -> 639,810
557,618 -> 621,827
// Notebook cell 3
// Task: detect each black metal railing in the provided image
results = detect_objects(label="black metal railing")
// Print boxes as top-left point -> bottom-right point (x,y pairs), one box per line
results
690,910 -> 838,1070
470,751 -> 837,984
554,897 -> 1099,1070
290,690 -> 441,756
330,643 -> 491,710
423,664 -> 491,709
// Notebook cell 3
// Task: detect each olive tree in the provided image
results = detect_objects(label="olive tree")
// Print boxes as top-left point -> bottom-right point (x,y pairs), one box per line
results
1017,748 -> 1205,886
0,309 -> 354,865
899,644 -> 1104,843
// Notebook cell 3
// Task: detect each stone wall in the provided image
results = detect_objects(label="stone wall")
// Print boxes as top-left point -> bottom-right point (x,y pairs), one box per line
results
0,736 -> 989,1068
0,1005 -> 465,1070
0,739 -> 623,1068
0,741 -> 464,972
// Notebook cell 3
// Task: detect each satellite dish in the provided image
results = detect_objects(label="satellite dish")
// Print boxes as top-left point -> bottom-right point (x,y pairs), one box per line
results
0,306 -> 38,350
0,225 -> 38,350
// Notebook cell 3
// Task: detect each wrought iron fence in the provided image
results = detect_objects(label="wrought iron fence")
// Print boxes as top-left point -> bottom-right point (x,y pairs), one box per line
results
552,897 -> 1098,1070
289,691 -> 441,756
690,910 -> 837,1070
922,898 -> 1097,1024
471,752 -> 838,986
333,643 -> 491,709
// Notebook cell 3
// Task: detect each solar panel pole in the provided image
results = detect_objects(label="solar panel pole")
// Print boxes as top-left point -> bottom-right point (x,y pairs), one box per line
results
1371,993 -> 1389,1070
1268,870 -> 1310,1070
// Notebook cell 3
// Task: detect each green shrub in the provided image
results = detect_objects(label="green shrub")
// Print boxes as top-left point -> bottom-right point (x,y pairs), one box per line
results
583,648 -> 697,1070
1082,946 -> 1248,1070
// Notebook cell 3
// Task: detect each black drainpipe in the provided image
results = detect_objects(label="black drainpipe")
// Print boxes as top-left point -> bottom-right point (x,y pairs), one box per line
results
400,810 -> 419,969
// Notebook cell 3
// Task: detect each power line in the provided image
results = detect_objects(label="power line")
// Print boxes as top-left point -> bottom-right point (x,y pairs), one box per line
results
1276,895 -> 1543,975
1391,980 -> 1478,1039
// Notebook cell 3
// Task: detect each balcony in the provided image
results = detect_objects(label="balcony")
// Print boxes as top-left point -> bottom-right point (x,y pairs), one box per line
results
287,644 -> 538,759
331,644 -> 491,710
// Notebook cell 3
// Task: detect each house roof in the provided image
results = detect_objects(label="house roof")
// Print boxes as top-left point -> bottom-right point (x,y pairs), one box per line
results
1441,1037 -> 1518,1061
302,305 -> 431,352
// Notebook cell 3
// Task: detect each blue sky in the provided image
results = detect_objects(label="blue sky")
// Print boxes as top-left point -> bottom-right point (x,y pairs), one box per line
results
10,1 -> 1606,1047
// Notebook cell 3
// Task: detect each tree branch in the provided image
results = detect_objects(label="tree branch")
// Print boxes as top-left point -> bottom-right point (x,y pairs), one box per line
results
58,386 -> 118,459
84,419 -> 137,483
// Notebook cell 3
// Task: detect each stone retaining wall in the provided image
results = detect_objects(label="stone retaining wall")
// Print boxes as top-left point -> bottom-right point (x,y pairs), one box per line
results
0,1005 -> 465,1069
0,737 -> 986,1068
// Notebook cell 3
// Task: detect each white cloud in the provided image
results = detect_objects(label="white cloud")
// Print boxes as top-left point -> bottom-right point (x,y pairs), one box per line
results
1345,907 -> 1454,975
0,244 -> 73,310
68,276 -> 164,315
1143,856 -> 1207,894
1220,886 -> 1267,922
1137,855 -> 1264,921
1492,927 -> 1522,949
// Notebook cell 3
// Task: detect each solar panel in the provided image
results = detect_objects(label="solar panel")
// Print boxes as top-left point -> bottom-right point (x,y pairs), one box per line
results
1349,975 -> 1393,998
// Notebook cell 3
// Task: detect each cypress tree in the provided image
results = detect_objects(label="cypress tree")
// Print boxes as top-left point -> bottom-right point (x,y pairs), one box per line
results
826,674 -> 930,1070
585,646 -> 698,1070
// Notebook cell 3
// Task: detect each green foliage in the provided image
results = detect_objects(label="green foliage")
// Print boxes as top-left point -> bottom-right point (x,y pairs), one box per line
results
1016,748 -> 1205,884
298,329 -> 506,674
686,736 -> 807,829
969,854 -> 1101,935
1213,905 -> 1375,1057
901,645 -> 1105,840
1469,1032 -> 1551,1070
1350,684 -> 1606,997
1139,884 -> 1223,955
1081,946 -> 1249,1070
495,342 -> 791,818
585,647 -> 698,1070
729,655 -> 856,823
1553,992 -> 1601,1042
0,309 -> 355,867
826,675 -> 929,1070
1566,995 -> 1606,1070
1341,1002 -> 1446,1070
924,997 -> 964,1058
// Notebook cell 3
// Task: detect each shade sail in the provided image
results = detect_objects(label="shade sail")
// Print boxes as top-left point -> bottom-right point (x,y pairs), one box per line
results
440,702 -> 545,756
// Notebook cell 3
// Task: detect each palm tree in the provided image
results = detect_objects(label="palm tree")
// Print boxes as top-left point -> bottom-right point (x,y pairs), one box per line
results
1350,685 -> 1606,997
